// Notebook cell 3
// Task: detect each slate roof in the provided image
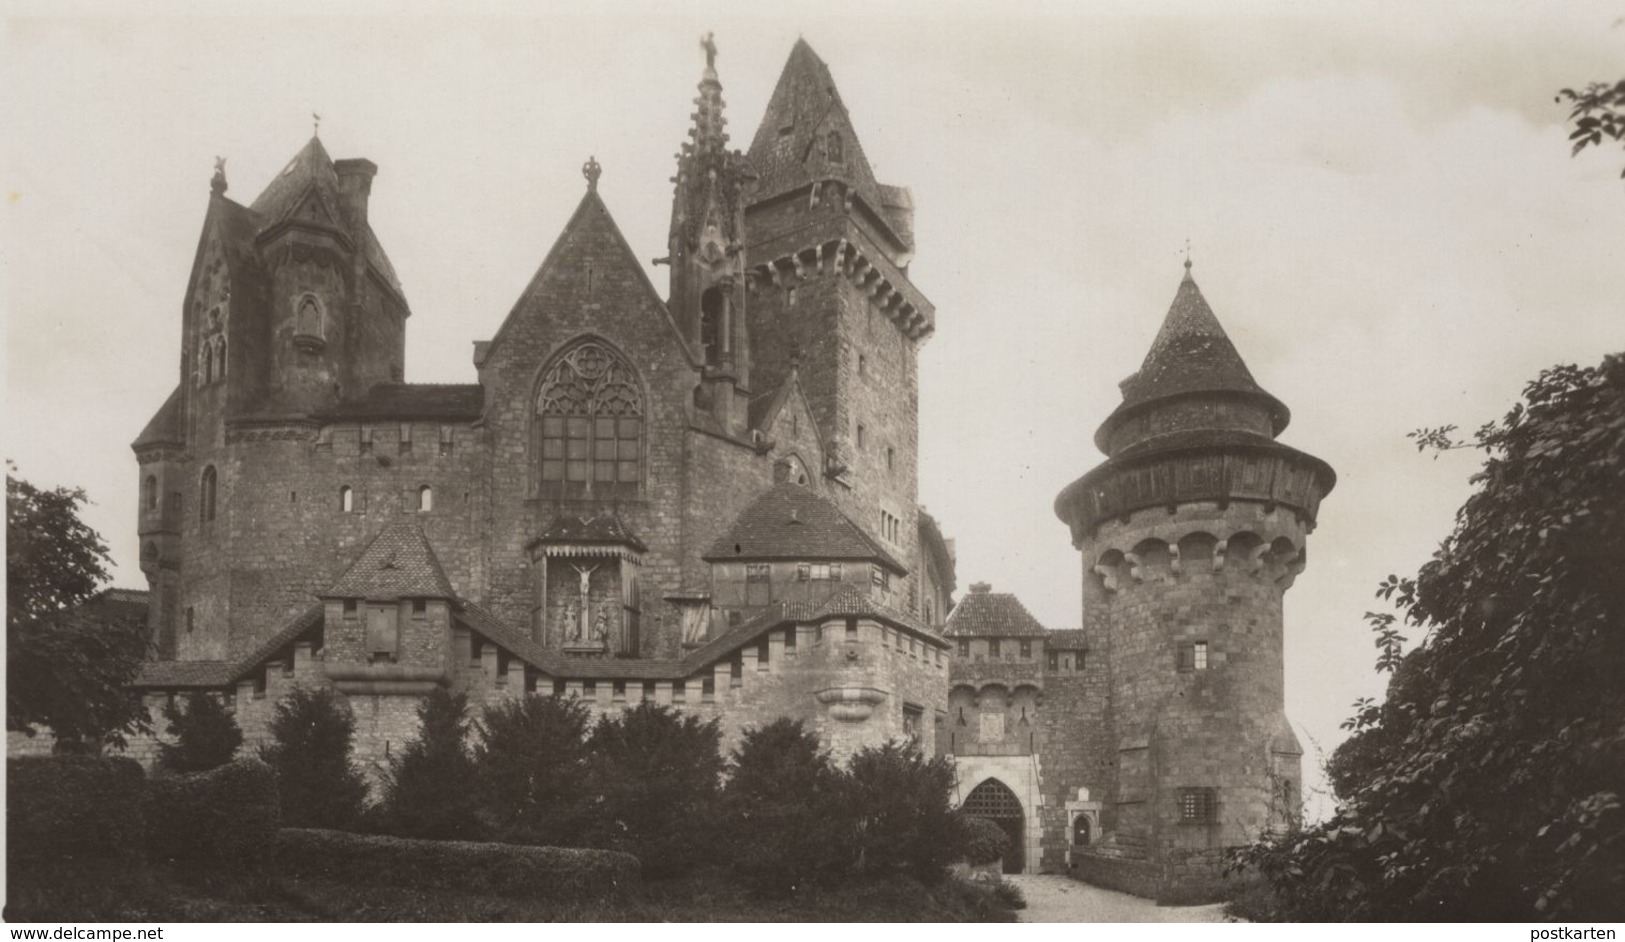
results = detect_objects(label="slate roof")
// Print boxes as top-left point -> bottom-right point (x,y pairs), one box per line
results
132,387 -> 183,450
943,583 -> 1048,638
705,483 -> 904,572
1098,266 -> 1289,451
744,40 -> 902,249
534,513 -> 647,552
321,383 -> 484,421
323,524 -> 457,601
918,509 -> 957,597
247,136 -> 405,299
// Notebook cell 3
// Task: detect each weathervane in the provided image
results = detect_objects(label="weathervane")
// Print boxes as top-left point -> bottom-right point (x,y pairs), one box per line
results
1184,238 -> 1193,272
312,112 -> 322,137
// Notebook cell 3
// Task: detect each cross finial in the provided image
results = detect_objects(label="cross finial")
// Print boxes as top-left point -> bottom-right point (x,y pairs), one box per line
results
211,156 -> 228,196
312,112 -> 322,137
1183,239 -> 1194,276
582,155 -> 602,191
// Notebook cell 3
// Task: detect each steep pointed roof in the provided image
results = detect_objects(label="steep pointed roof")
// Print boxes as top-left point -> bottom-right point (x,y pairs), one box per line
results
486,182 -> 693,365
943,582 -> 1048,638
132,385 -> 183,450
1096,264 -> 1289,451
706,483 -> 904,572
245,136 -> 405,299
250,136 -> 341,230
323,523 -> 456,601
746,39 -> 886,219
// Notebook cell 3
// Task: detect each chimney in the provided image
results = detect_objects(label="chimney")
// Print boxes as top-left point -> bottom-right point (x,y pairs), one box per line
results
333,158 -> 378,233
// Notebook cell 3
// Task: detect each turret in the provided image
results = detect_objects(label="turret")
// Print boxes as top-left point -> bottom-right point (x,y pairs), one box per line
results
1055,262 -> 1335,890
666,33 -> 756,435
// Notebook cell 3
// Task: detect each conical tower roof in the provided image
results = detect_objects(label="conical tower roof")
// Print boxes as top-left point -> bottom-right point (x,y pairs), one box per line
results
1095,263 -> 1289,453
745,38 -> 884,214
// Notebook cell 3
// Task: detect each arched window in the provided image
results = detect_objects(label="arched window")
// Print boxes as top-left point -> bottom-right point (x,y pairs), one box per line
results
200,343 -> 214,385
699,288 -> 723,365
199,466 -> 217,524
142,475 -> 158,511
534,340 -> 644,495
339,485 -> 354,513
214,335 -> 226,379
826,130 -> 844,164
417,485 -> 433,512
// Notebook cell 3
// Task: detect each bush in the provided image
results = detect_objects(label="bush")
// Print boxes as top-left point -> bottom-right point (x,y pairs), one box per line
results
990,877 -> 1027,910
583,702 -> 724,877
157,691 -> 243,773
723,718 -> 851,897
473,694 -> 593,846
845,739 -> 960,883
381,688 -> 481,840
146,757 -> 279,867
958,814 -> 1009,866
6,755 -> 147,864
276,828 -> 640,901
259,686 -> 369,830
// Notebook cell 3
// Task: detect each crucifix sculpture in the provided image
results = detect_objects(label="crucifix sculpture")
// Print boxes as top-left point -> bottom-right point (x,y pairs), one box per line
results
569,562 -> 598,643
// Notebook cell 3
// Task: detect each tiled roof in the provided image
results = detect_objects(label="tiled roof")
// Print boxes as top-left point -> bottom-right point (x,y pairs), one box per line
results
134,660 -> 234,688
324,524 -> 456,601
744,40 -> 900,248
534,513 -> 647,552
1100,267 -> 1288,450
1046,629 -> 1090,650
132,386 -> 184,449
706,483 -> 904,572
321,383 -> 484,421
943,583 -> 1048,638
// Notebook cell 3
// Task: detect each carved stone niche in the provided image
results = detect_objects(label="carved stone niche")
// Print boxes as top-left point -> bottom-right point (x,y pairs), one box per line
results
815,686 -> 888,722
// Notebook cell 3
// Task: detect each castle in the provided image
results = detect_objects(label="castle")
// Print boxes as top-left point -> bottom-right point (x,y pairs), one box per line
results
107,37 -> 1332,901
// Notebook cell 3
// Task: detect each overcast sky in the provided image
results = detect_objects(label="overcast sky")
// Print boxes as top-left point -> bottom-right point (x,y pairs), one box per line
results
5,0 -> 1622,815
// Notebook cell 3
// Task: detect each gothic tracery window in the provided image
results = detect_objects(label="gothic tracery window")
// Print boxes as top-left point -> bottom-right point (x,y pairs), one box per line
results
535,340 -> 644,494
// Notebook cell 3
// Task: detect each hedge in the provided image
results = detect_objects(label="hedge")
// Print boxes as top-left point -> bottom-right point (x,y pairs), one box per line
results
6,756 -> 148,864
276,829 -> 641,901
147,758 -> 280,866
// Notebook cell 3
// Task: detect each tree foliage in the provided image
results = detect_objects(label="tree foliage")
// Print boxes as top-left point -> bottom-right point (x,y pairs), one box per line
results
6,466 -> 150,747
157,691 -> 243,774
471,693 -> 594,846
583,701 -> 724,876
381,688 -> 481,840
1559,78 -> 1625,177
722,718 -> 851,896
259,686 -> 369,830
1232,355 -> 1625,921
846,739 -> 962,883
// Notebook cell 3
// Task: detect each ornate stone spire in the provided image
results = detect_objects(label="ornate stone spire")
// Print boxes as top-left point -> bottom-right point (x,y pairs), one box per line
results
688,32 -> 729,161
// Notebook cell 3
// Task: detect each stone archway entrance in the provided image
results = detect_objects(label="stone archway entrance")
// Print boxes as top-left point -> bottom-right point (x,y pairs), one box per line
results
963,778 -> 1025,874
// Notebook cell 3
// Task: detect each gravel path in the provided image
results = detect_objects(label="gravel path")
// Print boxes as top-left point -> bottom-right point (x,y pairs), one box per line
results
1006,874 -> 1231,923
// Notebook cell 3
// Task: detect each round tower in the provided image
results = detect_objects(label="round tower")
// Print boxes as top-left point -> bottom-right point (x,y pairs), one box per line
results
1054,262 -> 1335,889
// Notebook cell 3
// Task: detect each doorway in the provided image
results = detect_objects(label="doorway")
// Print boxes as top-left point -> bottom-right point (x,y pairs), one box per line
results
963,778 -> 1025,874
